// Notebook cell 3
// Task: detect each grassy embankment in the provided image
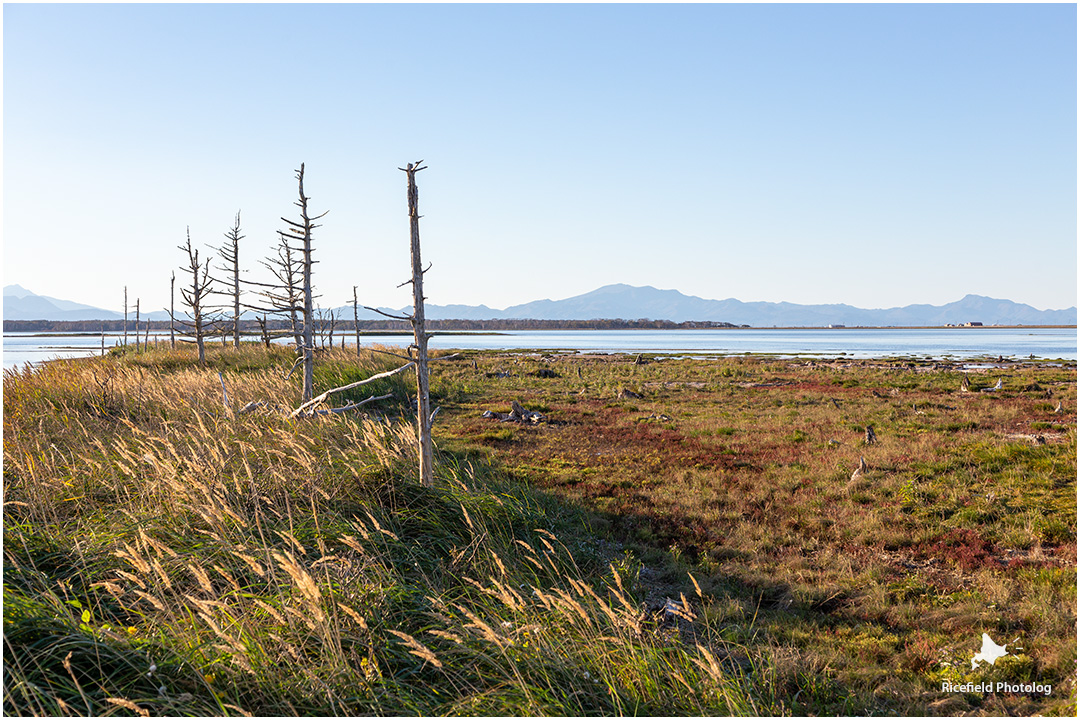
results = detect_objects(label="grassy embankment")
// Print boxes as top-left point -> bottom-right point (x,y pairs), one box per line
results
4,343 -> 1075,715
4,344 -> 772,716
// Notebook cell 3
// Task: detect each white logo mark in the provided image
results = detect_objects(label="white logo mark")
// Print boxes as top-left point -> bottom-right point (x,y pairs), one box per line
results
971,633 -> 1009,669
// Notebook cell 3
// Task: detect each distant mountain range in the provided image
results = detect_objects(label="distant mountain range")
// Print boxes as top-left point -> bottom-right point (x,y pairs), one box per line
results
3,285 -> 170,322
4,283 -> 1076,327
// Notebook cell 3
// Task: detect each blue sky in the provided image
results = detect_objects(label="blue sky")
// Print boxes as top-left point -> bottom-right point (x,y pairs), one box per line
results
4,3 -> 1076,315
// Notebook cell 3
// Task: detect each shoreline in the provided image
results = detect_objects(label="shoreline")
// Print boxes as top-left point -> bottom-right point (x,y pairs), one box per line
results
5,324 -> 1077,337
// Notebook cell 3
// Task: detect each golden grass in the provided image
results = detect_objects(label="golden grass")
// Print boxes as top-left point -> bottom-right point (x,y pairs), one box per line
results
4,345 -> 771,716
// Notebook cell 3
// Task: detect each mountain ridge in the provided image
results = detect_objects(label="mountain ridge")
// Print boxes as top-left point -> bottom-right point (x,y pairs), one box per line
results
5,283 -> 1076,326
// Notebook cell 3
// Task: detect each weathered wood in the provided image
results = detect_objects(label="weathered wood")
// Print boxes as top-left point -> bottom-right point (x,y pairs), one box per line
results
214,211 -> 244,348
483,400 -> 546,424
284,355 -> 304,380
297,165 -> 316,402
864,426 -> 877,444
291,361 -> 413,418
403,161 -> 434,487
850,456 -> 868,482
218,372 -> 231,411
304,393 -> 393,417
170,271 -> 176,349
363,305 -> 412,322
177,227 -> 216,365
353,285 -> 361,357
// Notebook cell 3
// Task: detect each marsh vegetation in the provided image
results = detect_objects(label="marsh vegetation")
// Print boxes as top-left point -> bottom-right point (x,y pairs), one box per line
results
3,344 -> 1075,715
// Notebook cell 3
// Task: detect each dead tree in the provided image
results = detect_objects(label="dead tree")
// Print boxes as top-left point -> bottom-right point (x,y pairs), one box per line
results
353,285 -> 361,357
404,161 -> 434,487
175,227 -> 218,365
170,271 -> 176,349
249,232 -> 305,351
123,286 -> 128,347
360,161 -> 436,485
256,314 -> 271,348
214,211 -> 244,348
134,299 -> 140,352
314,306 -> 328,349
278,164 -> 325,402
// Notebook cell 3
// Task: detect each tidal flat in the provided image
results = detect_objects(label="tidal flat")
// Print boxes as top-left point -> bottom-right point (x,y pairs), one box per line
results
4,344 -> 1075,716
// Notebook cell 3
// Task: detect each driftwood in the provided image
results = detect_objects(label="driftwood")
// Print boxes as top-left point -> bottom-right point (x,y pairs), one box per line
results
850,456 -> 868,482
483,400 -> 546,424
618,388 -> 644,400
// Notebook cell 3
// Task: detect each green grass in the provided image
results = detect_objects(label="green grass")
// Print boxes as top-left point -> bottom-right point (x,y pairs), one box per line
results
434,351 -> 1077,716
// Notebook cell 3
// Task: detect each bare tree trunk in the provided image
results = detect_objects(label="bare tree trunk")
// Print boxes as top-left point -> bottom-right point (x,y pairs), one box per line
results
353,285 -> 360,357
279,164 -> 324,402
123,286 -> 128,347
403,161 -> 434,487
178,227 -> 212,365
170,271 -> 176,349
135,299 -> 140,352
257,314 -> 270,348
101,324 -> 105,356
215,211 -> 244,348
144,318 -> 150,347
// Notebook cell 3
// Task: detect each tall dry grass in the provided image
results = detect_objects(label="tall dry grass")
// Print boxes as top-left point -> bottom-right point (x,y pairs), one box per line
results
4,345 -> 773,715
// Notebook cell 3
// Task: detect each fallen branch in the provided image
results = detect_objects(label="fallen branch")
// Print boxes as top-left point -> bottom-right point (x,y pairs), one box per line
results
301,393 -> 394,417
291,361 -> 414,418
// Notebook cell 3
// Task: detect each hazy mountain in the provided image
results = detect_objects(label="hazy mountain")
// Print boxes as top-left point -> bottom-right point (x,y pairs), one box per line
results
3,285 -> 176,322
6,283 -> 1076,326
414,284 -> 1076,326
4,284 -> 123,321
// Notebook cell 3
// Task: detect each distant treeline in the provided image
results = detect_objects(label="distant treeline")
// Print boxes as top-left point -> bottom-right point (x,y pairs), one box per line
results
5,318 -> 747,333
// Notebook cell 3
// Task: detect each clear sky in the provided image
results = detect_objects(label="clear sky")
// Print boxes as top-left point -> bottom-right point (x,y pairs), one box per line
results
4,3 -> 1077,316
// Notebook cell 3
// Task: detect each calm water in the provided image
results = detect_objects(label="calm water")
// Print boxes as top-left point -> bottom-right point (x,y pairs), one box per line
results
4,327 -> 1076,371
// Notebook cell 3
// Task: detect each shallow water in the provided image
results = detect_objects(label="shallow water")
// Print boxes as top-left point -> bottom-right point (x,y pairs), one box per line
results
4,326 -> 1075,371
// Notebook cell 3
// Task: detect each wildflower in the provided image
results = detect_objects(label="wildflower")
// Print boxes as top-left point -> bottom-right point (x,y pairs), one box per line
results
147,662 -> 157,677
